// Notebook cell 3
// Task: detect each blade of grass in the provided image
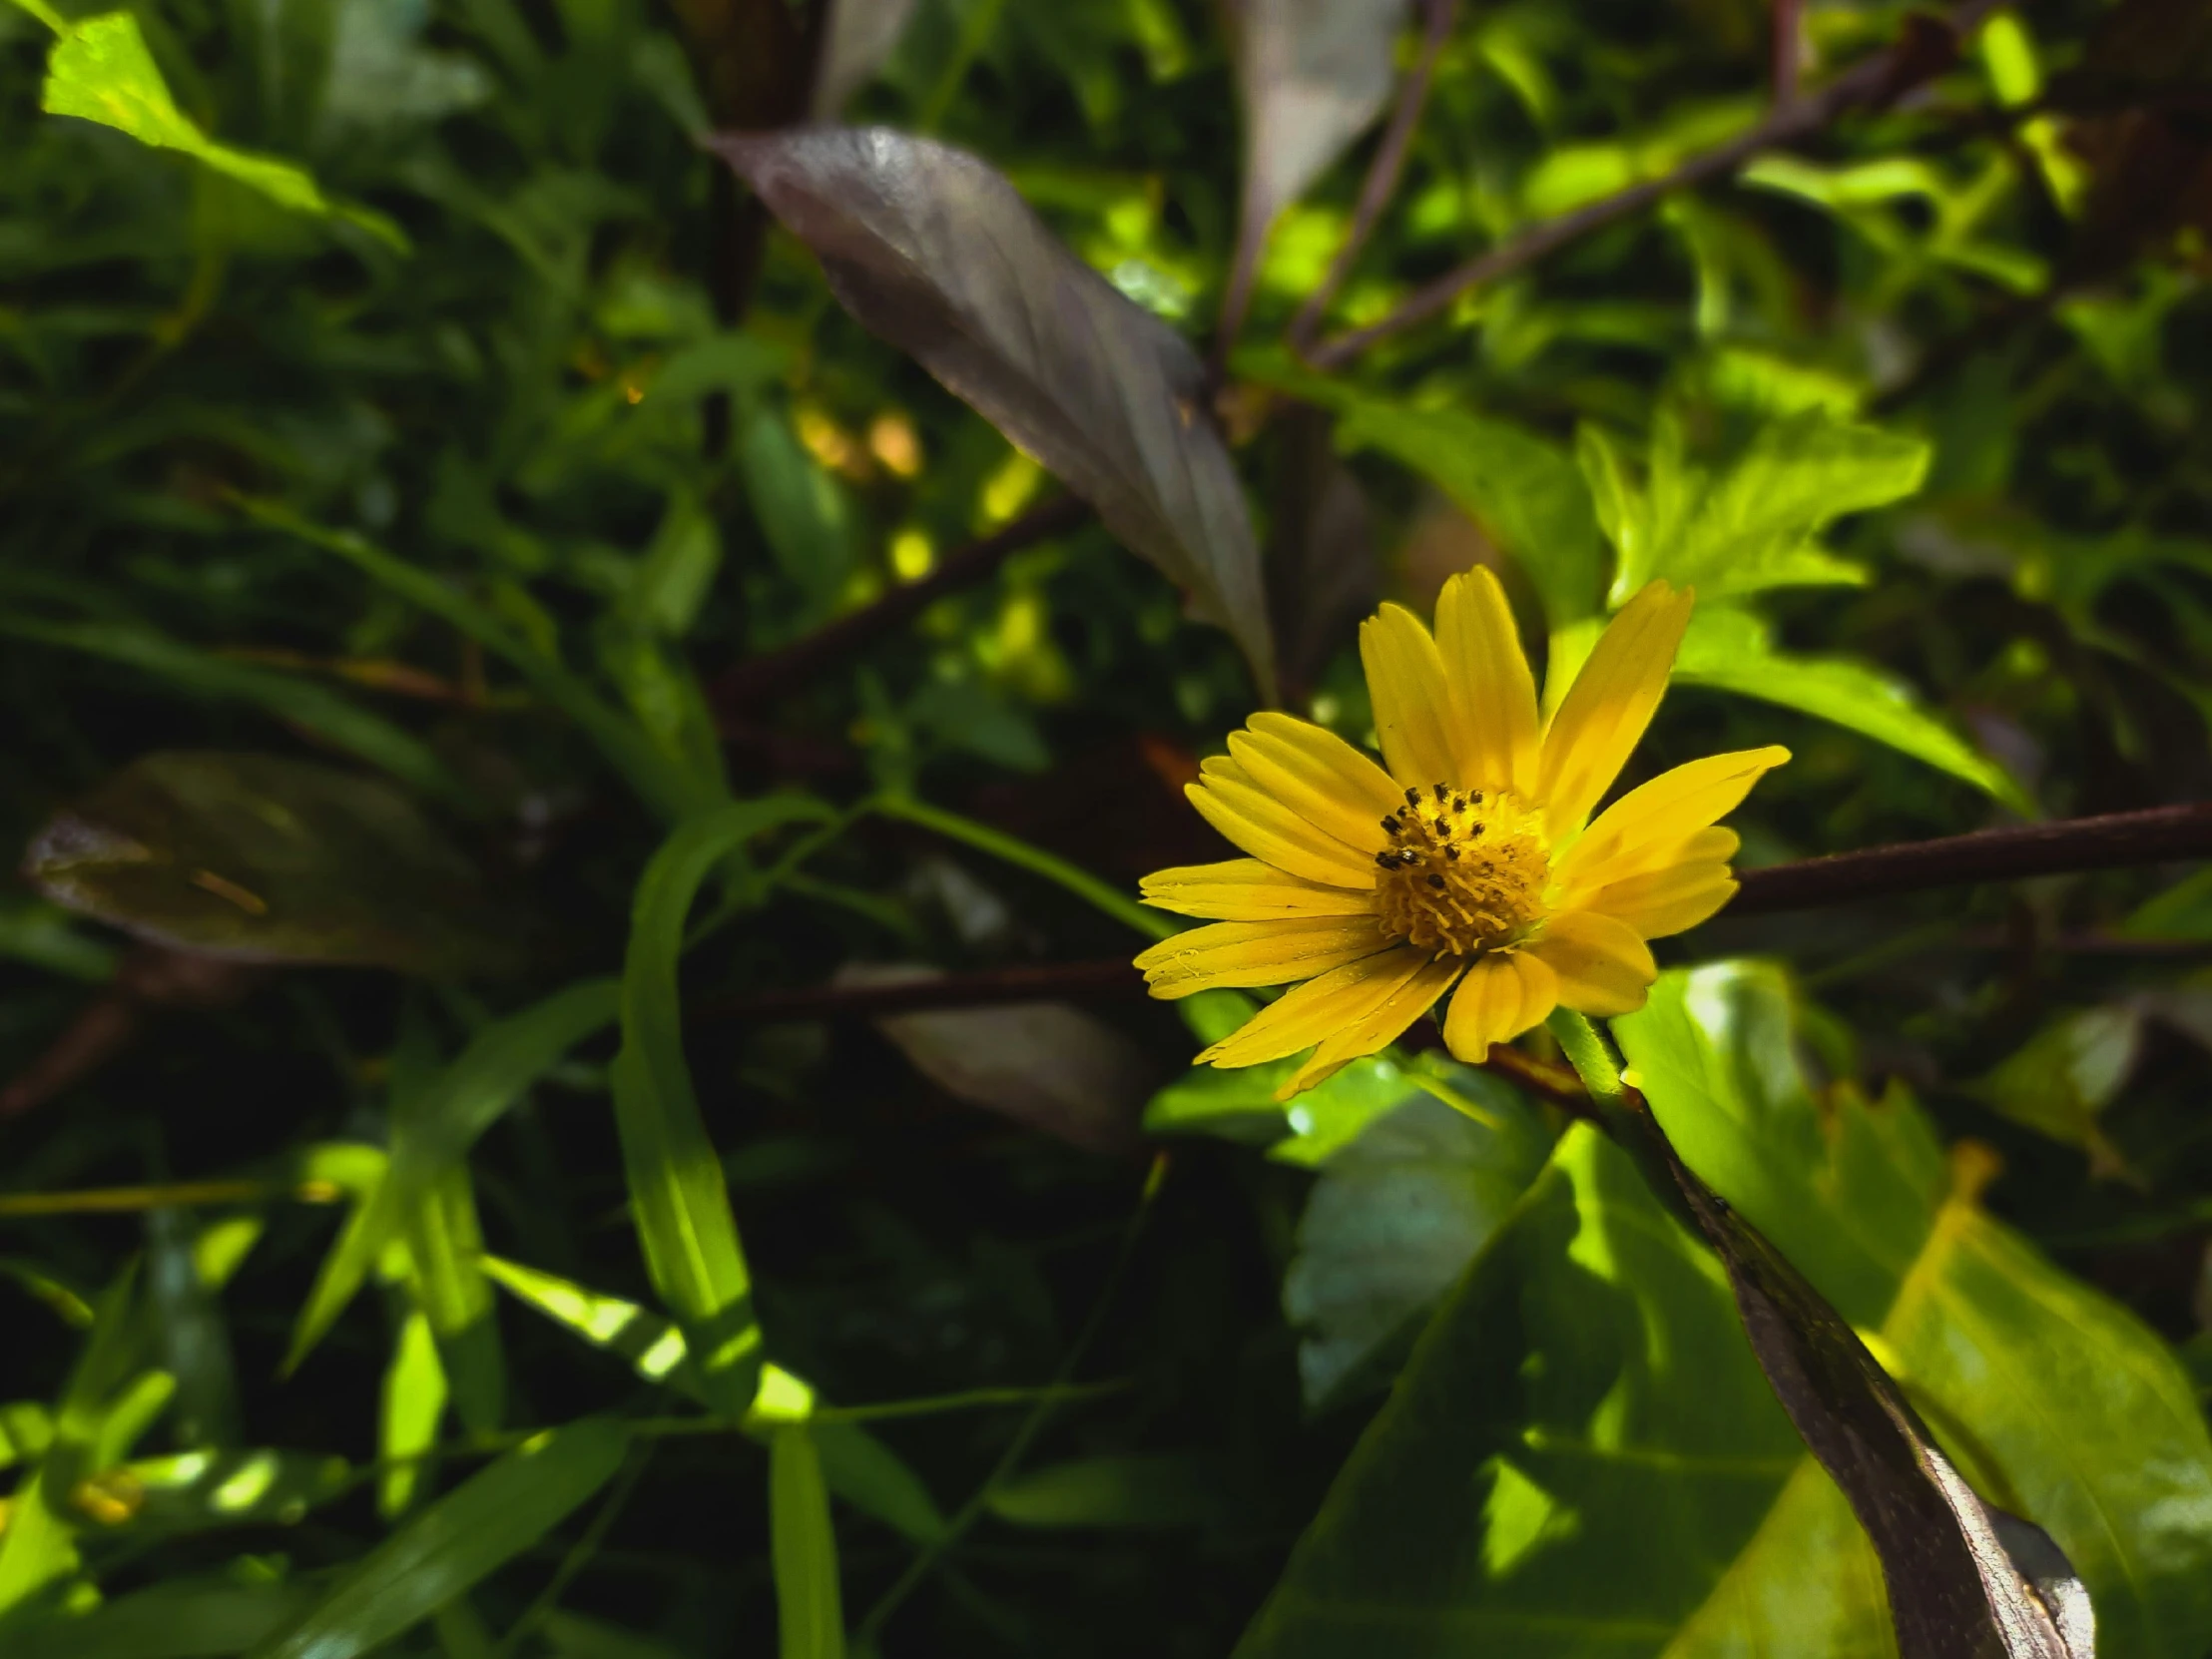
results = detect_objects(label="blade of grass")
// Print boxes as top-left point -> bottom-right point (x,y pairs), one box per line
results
244,1418 -> 630,1659
615,799 -> 835,1413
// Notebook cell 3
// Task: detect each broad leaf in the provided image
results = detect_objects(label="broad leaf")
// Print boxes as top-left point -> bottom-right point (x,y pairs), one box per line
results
1676,605 -> 2028,808
244,1419 -> 630,1659
709,128 -> 1275,698
1240,964 -> 2212,1655
1284,1090 -> 1550,1411
23,752 -> 528,975
1225,0 -> 1410,251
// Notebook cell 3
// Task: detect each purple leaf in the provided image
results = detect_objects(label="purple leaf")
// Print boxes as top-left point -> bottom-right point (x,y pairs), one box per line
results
709,127 -> 1276,699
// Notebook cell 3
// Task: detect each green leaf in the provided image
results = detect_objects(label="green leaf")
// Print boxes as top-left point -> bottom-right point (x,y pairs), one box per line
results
770,1427 -> 846,1659
986,1453 -> 1229,1530
738,401 -> 856,612
32,10 -> 404,248
120,1447 -> 350,1533
0,616 -> 467,808
1284,1089 -> 1551,1411
245,1419 -> 631,1659
1243,964 -> 2212,1655
283,979 -> 618,1374
1675,605 -> 2028,808
5,1581 -> 311,1658
400,1163 -> 504,1434
1333,400 -> 1608,629
23,752 -> 531,975
1617,962 -> 2212,1654
615,801 -> 830,1411
379,1307 -> 448,1518
479,1255 -> 947,1543
1969,1006 -> 2142,1157
2122,867 -> 2212,940
1588,407 -> 1926,605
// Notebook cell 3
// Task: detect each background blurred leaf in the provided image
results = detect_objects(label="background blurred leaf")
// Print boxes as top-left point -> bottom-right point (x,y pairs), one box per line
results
1675,607 -> 2028,808
710,128 -> 1276,699
244,1419 -> 630,1659
22,752 -> 527,975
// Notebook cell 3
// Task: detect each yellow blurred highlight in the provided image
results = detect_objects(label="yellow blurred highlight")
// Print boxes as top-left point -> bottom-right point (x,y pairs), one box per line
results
71,1469 -> 147,1526
867,411 -> 922,478
796,405 -> 868,480
980,451 -> 1042,526
890,529 -> 935,581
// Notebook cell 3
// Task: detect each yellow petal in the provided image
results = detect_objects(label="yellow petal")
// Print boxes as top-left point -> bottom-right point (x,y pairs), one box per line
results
1186,767 -> 1379,888
1278,954 -> 1464,1099
1196,944 -> 1431,1068
1527,908 -> 1657,1017
1434,568 -> 1539,796
1555,747 -> 1788,891
1360,603 -> 1458,791
1135,916 -> 1392,999
1577,861 -> 1737,939
1440,949 -> 1558,1061
1537,580 -> 1695,833
1556,824 -> 1737,910
1139,858 -> 1376,921
1229,714 -> 1400,854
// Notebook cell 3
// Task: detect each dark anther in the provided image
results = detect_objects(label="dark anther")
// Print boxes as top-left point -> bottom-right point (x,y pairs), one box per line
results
1404,787 -> 1420,807
1452,797 -> 1466,813
1445,846 -> 1460,860
1375,849 -> 1393,868
1471,791 -> 1484,804
1433,783 -> 1449,801
1426,873 -> 1445,889
1469,825 -> 1484,837
1381,816 -> 1398,834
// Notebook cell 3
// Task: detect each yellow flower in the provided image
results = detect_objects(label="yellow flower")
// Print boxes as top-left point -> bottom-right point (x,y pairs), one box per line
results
1134,571 -> 1787,1098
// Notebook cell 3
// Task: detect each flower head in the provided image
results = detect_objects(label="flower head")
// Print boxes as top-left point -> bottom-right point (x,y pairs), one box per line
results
1135,571 -> 1786,1097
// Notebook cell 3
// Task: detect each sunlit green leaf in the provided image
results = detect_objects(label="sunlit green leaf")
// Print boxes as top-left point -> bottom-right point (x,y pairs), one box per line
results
1675,605 -> 2028,808
769,1426 -> 845,1659
245,1419 -> 630,1659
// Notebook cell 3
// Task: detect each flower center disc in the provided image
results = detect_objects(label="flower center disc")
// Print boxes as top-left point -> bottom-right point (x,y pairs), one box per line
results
1373,784 -> 1549,956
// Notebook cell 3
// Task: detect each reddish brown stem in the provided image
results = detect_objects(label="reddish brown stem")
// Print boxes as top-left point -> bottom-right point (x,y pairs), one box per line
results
1304,0 -> 2004,369
707,495 -> 1090,726
695,801 -> 2212,1024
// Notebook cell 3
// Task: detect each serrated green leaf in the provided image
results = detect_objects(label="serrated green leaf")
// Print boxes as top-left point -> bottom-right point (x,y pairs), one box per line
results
1591,407 -> 1924,604
1676,604 -> 2027,807
245,1419 -> 630,1659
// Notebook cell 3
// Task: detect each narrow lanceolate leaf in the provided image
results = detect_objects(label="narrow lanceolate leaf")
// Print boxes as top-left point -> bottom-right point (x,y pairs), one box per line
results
246,1419 -> 630,1659
1225,0 -> 1410,250
810,0 -> 922,118
771,1428 -> 846,1659
283,979 -> 618,1375
708,129 -> 1276,699
615,801 -> 833,1412
480,1256 -> 947,1544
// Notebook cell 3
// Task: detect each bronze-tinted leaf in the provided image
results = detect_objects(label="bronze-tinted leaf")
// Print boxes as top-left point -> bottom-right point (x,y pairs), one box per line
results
709,128 -> 1275,699
22,752 -> 527,976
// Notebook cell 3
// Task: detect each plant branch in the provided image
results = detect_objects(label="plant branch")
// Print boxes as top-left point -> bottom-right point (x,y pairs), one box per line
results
693,801 -> 2212,1024
707,495 -> 1090,725
1304,0 -> 2005,369
1728,802 -> 2212,915
1288,0 -> 1458,352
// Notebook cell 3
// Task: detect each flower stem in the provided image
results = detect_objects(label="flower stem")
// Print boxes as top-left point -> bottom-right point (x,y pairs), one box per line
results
1545,1009 -> 1630,1108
